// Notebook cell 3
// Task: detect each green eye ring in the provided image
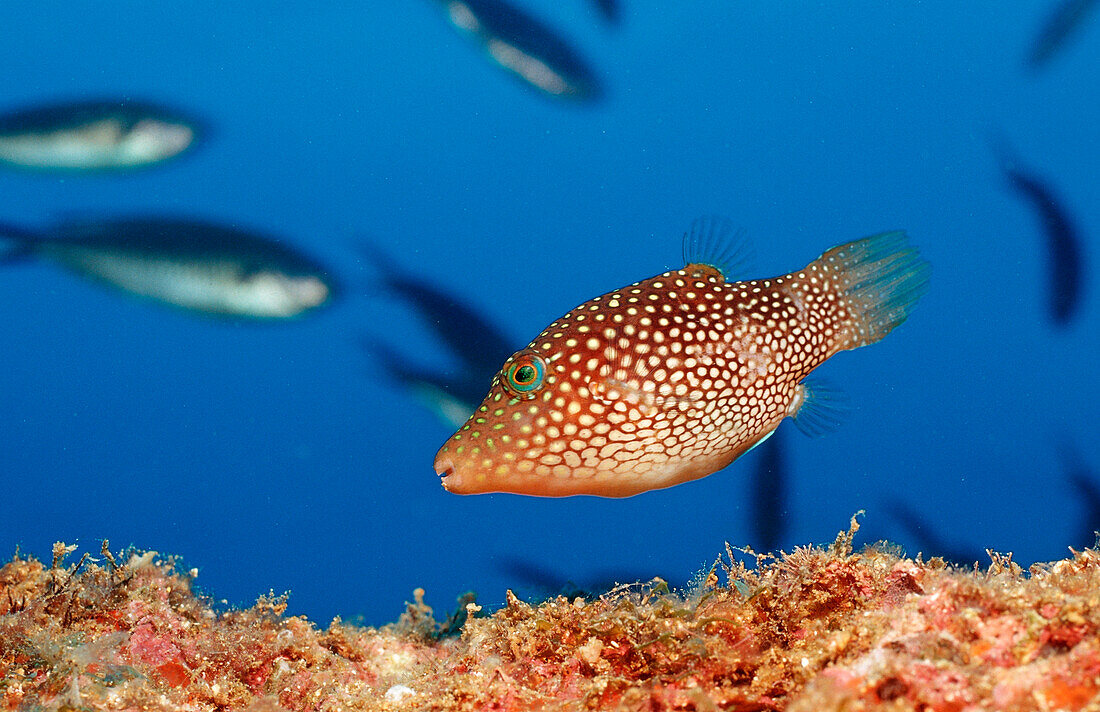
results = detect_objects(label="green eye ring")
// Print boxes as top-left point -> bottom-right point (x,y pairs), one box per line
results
503,352 -> 546,395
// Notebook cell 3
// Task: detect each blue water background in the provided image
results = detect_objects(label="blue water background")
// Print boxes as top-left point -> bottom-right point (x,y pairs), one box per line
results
0,2 -> 1097,625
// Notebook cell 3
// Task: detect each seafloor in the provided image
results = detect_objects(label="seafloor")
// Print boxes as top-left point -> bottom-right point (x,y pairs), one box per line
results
2,518 -> 1099,711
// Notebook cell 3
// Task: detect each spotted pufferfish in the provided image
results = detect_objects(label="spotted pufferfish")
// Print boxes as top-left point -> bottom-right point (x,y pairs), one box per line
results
434,217 -> 930,497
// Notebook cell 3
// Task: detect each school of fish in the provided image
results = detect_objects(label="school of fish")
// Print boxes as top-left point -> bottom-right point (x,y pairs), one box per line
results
0,2 -> 1090,530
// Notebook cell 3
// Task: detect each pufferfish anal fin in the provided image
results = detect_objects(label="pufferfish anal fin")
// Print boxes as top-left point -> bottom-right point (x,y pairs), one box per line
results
788,377 -> 850,437
682,215 -> 756,281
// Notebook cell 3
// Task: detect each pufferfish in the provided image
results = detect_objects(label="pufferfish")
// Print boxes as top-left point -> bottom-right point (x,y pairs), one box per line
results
434,217 -> 930,497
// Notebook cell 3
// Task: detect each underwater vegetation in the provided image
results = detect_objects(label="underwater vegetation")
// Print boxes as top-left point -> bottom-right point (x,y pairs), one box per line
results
0,0 -> 1096,684
5,521 -> 1100,710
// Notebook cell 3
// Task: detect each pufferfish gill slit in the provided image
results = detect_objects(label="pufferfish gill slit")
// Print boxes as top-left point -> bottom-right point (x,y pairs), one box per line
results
434,217 -> 931,497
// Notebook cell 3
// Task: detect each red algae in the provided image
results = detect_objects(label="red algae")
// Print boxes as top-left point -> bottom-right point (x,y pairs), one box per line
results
2,522 -> 1100,711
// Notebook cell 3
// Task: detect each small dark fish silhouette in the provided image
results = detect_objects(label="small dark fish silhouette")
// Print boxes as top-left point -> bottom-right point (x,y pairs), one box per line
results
887,501 -> 984,568
749,428 -> 787,553
433,0 -> 603,100
1059,440 -> 1100,550
361,243 -> 513,376
0,99 -> 202,172
497,556 -> 652,602
360,243 -> 514,427
0,217 -> 337,318
1027,0 -> 1099,69
592,0 -> 622,25
361,336 -> 488,428
995,141 -> 1085,326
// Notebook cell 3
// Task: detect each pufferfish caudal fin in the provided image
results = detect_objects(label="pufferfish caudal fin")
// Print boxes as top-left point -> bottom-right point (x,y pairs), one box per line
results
811,230 -> 932,352
783,231 -> 929,435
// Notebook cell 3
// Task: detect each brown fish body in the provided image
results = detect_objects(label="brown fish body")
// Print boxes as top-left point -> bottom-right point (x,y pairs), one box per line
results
435,226 -> 929,497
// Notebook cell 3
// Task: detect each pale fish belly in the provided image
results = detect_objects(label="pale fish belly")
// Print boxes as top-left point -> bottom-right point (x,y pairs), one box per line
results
44,248 -> 289,317
0,122 -> 124,169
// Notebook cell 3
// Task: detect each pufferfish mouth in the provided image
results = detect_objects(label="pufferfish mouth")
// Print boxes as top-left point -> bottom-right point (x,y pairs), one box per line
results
434,456 -> 456,480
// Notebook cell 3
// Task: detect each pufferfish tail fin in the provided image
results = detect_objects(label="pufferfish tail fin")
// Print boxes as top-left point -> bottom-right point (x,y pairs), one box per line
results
812,231 -> 931,351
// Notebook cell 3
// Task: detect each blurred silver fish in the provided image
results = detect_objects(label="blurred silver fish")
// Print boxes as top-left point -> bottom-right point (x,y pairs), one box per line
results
0,99 -> 201,172
1027,0 -> 1099,69
0,217 -> 336,319
435,0 -> 603,100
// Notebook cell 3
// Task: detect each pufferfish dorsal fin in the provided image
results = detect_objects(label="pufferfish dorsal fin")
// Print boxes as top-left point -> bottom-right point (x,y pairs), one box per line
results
681,215 -> 756,281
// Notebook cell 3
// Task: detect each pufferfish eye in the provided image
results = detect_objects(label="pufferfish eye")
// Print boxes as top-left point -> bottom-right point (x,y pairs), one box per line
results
502,352 -> 546,396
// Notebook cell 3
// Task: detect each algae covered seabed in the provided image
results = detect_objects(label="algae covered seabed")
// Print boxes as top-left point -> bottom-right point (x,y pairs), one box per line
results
2,520 -> 1099,711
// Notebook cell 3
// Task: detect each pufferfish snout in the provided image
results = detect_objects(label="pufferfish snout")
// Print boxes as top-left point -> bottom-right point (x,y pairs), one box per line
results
434,217 -> 930,497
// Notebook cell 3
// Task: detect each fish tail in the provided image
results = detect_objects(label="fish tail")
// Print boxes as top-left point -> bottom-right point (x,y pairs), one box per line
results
810,231 -> 931,351
0,222 -> 38,264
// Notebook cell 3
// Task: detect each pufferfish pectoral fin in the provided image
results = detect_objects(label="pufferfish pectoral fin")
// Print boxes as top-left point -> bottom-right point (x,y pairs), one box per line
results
682,215 -> 756,280
788,377 -> 851,437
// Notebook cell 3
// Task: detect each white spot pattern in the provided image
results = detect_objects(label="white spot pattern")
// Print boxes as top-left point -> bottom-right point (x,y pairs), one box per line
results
436,232 -> 928,497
